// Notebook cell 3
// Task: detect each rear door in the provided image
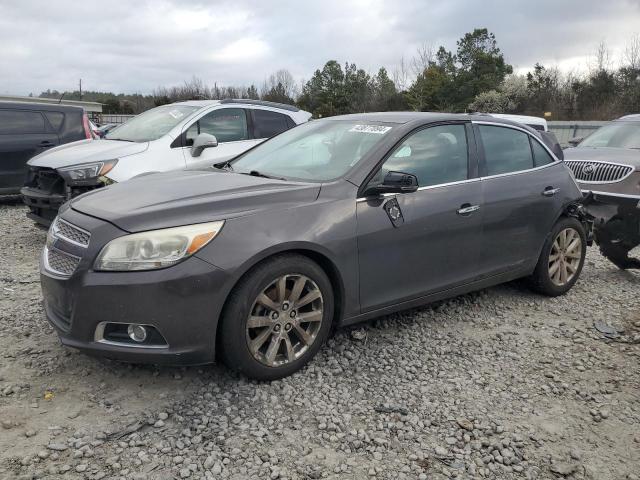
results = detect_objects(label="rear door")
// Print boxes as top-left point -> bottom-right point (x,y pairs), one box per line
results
356,122 -> 484,312
0,108 -> 58,192
182,108 -> 261,169
475,122 -> 565,276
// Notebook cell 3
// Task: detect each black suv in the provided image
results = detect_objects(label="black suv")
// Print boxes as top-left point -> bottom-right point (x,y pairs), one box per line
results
0,102 -> 92,194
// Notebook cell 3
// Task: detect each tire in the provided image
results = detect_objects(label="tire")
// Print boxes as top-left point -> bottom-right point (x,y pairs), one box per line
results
528,216 -> 587,297
219,254 -> 334,380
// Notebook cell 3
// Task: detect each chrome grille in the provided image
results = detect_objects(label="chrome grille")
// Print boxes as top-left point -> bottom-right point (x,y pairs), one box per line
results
565,160 -> 634,184
45,247 -> 81,276
53,217 -> 90,247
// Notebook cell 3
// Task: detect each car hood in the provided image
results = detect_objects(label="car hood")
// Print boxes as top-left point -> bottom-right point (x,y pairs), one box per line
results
564,147 -> 640,168
27,139 -> 149,169
70,170 -> 321,232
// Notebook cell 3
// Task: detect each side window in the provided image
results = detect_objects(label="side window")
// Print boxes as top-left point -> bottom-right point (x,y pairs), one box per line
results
531,138 -> 555,167
252,109 -> 291,138
479,125 -> 533,176
381,124 -> 468,187
185,108 -> 248,145
0,109 -> 46,134
44,112 -> 65,131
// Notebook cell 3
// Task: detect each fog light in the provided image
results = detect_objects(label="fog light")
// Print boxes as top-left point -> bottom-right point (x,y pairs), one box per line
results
127,324 -> 148,343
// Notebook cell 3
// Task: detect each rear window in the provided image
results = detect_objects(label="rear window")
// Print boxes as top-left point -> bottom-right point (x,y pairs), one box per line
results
44,112 -> 65,131
0,109 -> 46,134
252,109 -> 291,138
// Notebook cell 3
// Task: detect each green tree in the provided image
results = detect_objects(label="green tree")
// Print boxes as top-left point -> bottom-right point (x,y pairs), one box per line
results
453,28 -> 513,110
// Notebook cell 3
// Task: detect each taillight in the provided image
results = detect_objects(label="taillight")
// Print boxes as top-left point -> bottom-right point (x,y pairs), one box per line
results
82,113 -> 92,139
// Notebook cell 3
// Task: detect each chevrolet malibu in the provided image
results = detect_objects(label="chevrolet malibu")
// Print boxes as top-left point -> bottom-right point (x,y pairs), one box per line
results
41,113 -> 588,380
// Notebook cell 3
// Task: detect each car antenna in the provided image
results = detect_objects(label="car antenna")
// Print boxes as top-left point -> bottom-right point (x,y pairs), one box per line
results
58,92 -> 66,104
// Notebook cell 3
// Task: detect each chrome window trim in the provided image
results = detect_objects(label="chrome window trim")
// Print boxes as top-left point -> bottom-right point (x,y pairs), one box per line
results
356,121 -> 564,201
356,178 -> 480,202
479,160 -> 559,181
53,217 -> 91,248
94,321 -> 169,349
565,159 -> 635,184
43,245 -> 81,278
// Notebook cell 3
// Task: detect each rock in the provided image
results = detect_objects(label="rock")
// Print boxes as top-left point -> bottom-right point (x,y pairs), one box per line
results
435,446 -> 448,456
456,418 -> 474,431
75,464 -> 88,473
47,443 -> 68,451
550,463 -> 578,476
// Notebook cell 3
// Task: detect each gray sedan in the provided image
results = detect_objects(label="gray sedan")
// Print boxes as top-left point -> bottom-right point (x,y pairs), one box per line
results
40,113 -> 588,380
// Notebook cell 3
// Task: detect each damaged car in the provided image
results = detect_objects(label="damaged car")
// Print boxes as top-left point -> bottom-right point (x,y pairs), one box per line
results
21,99 -> 311,226
41,113 -> 589,380
564,114 -> 640,269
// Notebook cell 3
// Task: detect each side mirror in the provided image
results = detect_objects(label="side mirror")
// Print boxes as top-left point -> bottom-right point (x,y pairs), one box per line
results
191,133 -> 218,157
363,171 -> 419,196
567,137 -> 583,147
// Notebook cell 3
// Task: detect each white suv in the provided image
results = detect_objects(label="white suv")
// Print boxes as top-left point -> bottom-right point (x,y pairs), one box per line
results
21,100 -> 311,225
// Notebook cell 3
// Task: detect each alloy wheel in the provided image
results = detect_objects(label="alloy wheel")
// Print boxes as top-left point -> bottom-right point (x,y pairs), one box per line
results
548,228 -> 583,286
245,274 -> 324,367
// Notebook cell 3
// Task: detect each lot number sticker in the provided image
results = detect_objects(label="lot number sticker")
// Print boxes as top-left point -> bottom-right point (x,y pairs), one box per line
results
349,124 -> 391,134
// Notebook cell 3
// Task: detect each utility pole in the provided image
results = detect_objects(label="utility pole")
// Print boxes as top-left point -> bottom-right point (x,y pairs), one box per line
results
79,79 -> 82,100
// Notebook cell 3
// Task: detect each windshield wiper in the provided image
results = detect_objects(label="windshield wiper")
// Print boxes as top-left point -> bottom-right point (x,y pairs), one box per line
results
241,170 -> 287,180
213,160 -> 234,171
104,137 -> 136,142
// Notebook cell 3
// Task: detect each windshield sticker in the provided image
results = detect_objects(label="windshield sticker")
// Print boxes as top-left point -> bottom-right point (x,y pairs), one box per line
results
349,124 -> 391,135
168,110 -> 185,119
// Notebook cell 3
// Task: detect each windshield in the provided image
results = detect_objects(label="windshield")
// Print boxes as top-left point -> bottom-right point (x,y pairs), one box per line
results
231,119 -> 395,181
105,105 -> 199,142
580,122 -> 640,149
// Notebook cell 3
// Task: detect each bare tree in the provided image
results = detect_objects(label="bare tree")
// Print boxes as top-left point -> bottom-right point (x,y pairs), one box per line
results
591,40 -> 612,72
392,56 -> 410,91
261,69 -> 298,100
410,42 -> 435,76
623,34 -> 640,70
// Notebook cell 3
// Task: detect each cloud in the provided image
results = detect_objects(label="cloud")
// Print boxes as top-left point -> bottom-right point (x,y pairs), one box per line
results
0,0 -> 638,96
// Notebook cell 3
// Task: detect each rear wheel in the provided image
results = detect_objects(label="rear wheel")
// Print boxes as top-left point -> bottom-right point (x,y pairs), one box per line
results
528,217 -> 586,296
219,254 -> 334,380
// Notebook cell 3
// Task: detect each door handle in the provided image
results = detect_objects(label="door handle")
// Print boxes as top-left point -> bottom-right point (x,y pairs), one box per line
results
39,141 -> 55,148
457,204 -> 480,215
542,187 -> 560,197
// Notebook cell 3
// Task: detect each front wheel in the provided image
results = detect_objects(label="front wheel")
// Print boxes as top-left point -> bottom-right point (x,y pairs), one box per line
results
219,254 -> 334,380
528,217 -> 586,296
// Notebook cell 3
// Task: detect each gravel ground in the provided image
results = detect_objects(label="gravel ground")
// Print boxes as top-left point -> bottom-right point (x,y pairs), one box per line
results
0,201 -> 639,480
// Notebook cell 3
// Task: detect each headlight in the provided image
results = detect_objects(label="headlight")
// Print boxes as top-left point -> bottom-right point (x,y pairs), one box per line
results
94,221 -> 224,271
58,160 -> 118,184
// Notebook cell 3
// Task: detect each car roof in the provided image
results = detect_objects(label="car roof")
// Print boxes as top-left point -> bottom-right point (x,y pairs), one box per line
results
171,99 -> 302,113
327,111 -> 535,128
0,100 -> 84,113
616,114 -> 640,122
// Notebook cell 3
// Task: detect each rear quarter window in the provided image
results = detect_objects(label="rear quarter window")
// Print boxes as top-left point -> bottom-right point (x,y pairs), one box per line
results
252,109 -> 291,138
531,139 -> 555,167
0,109 -> 46,134
44,112 -> 65,131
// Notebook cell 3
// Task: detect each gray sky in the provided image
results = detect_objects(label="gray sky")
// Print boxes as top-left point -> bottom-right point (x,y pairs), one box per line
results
1,0 -> 639,96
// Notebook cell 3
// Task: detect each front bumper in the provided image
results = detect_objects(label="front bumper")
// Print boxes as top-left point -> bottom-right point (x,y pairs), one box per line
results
41,248 -> 232,366
21,186 -> 66,226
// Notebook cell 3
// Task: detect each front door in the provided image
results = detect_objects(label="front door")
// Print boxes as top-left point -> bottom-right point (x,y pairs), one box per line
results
182,108 -> 261,169
356,123 -> 483,312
